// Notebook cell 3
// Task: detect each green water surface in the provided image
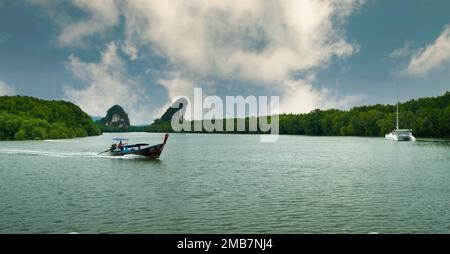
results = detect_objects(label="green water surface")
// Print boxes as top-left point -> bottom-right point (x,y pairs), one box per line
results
0,133 -> 449,233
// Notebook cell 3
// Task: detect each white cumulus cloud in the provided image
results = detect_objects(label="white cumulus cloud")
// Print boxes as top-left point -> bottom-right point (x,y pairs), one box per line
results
404,26 -> 450,76
280,77 -> 365,114
0,81 -> 16,96
58,0 -> 120,46
122,0 -> 362,83
122,0 -> 365,113
121,41 -> 139,61
42,0 -> 366,116
63,42 -> 152,124
389,41 -> 413,59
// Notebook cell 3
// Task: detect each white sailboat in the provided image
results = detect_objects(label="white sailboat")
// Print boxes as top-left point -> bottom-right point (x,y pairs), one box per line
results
385,102 -> 415,141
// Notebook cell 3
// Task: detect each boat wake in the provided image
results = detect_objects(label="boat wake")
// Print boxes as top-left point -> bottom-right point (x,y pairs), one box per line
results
96,154 -> 150,160
0,149 -> 98,158
43,139 -> 70,143
0,149 -> 151,160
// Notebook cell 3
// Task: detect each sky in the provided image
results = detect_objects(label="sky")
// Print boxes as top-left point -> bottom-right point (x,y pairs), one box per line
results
1,0 -> 450,124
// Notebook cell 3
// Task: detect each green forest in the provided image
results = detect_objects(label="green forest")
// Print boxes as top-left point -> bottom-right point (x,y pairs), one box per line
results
148,91 -> 450,137
1,92 -> 449,140
0,96 -> 101,140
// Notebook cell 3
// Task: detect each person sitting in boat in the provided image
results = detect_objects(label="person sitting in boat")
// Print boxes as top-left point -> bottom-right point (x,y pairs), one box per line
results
118,141 -> 125,151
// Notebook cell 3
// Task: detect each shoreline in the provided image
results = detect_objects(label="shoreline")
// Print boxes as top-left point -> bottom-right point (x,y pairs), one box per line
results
3,132 -> 449,142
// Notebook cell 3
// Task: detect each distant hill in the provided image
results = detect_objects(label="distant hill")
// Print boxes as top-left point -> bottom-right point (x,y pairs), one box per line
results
0,96 -> 101,140
146,98 -> 188,132
95,105 -> 147,132
99,105 -> 130,129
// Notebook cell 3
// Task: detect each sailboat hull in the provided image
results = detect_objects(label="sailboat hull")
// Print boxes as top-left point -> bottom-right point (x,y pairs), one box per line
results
385,133 -> 398,141
385,131 -> 415,141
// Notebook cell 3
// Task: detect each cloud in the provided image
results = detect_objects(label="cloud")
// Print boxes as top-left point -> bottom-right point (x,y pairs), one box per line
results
41,0 -> 366,116
122,0 -> 362,83
280,77 -> 365,114
28,0 -> 120,46
157,76 -> 201,121
158,76 -> 196,101
121,41 -> 138,61
63,42 -> 152,124
0,81 -> 16,96
47,0 -> 363,80
122,0 -> 365,114
58,0 -> 120,46
403,26 -> 450,76
389,41 -> 413,59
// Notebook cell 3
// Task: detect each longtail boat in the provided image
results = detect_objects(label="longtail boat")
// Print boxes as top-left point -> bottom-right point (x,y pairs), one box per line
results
106,134 -> 169,159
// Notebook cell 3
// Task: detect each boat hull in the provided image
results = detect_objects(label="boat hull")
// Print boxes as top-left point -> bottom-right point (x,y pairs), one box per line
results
110,143 -> 165,159
385,132 -> 415,141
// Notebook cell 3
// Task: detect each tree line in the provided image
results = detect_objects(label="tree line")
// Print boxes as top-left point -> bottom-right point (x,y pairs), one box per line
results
1,91 -> 448,140
0,96 -> 101,140
147,91 -> 450,137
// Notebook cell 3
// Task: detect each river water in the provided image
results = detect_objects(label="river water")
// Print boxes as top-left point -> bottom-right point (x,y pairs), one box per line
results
0,133 -> 449,233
